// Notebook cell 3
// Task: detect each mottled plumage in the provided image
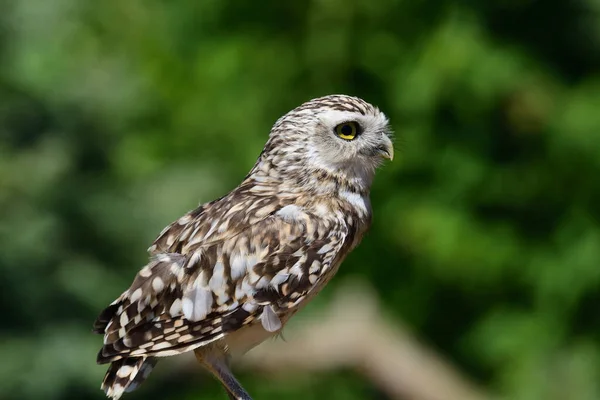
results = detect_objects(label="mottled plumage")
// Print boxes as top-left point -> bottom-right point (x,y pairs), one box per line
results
94,94 -> 393,399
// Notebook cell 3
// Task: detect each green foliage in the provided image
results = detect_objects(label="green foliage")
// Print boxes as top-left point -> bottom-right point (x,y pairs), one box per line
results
1,0 -> 600,399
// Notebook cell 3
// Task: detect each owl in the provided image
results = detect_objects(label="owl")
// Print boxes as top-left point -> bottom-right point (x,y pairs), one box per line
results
93,94 -> 393,400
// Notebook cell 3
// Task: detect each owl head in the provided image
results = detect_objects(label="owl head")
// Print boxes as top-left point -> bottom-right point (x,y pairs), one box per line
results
256,95 -> 393,191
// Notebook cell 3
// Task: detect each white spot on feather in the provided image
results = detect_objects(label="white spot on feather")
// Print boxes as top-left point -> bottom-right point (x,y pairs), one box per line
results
314,203 -> 330,216
130,288 -> 143,302
166,235 -> 176,246
317,243 -> 333,254
156,254 -> 172,263
292,249 -> 304,257
230,253 -> 247,280
225,202 -> 246,217
276,205 -> 304,221
107,383 -> 125,399
242,302 -> 257,313
152,341 -> 172,351
178,214 -> 192,225
255,276 -> 270,289
234,282 -> 245,300
120,312 -> 129,327
260,306 -> 282,332
209,262 -> 226,292
217,219 -> 230,233
309,260 -> 321,274
249,185 -> 269,193
116,365 -> 134,378
339,190 -> 369,216
152,277 -> 164,292
182,279 -> 213,322
169,298 -> 182,316
124,361 -> 155,392
289,261 -> 304,278
248,270 -> 261,285
255,204 -> 277,218
169,263 -> 179,274
253,175 -> 269,183
246,255 -> 258,270
204,220 -> 219,239
187,252 -> 202,268
270,271 -> 290,288
241,278 -> 254,297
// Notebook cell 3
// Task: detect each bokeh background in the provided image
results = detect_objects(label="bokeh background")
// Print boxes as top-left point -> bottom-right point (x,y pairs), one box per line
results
2,0 -> 600,399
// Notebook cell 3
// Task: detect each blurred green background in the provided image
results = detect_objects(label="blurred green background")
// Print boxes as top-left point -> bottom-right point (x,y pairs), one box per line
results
2,0 -> 600,399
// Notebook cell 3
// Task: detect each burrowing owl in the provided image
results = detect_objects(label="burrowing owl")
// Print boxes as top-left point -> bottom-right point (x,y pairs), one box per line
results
94,94 -> 393,400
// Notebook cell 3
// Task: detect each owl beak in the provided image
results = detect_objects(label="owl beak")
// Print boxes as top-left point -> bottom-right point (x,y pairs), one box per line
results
378,136 -> 394,161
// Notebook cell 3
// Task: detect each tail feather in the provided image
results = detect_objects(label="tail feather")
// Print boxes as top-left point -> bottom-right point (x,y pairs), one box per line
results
102,357 -> 157,399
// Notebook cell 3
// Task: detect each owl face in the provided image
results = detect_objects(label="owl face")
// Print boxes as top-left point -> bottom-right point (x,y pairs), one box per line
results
266,95 -> 393,188
309,106 -> 393,169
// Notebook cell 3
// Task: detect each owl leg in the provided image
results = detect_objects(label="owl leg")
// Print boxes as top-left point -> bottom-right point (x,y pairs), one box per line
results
194,347 -> 253,400
220,369 -> 251,400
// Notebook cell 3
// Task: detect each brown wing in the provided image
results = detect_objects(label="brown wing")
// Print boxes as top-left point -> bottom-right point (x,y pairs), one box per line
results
148,182 -> 286,255
95,205 -> 350,364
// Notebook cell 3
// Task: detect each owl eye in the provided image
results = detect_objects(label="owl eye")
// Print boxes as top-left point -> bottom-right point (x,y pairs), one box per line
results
334,122 -> 360,140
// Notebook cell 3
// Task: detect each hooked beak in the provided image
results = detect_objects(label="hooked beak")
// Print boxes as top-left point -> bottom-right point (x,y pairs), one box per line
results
377,135 -> 394,161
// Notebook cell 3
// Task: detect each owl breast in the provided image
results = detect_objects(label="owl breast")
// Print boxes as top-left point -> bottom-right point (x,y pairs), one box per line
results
222,199 -> 366,357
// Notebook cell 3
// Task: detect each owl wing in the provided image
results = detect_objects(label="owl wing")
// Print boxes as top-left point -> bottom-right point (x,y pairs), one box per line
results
94,205 -> 350,364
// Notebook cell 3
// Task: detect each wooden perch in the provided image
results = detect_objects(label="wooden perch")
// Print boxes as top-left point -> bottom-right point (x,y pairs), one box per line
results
175,279 -> 493,400
238,279 -> 492,400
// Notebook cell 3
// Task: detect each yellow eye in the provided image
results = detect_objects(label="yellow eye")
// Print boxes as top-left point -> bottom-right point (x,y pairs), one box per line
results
334,122 -> 359,140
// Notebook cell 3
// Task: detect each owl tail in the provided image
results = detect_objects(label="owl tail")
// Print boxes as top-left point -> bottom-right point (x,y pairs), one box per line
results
101,357 -> 158,399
